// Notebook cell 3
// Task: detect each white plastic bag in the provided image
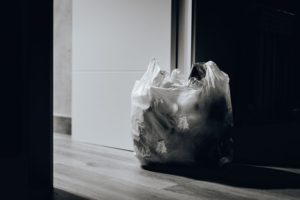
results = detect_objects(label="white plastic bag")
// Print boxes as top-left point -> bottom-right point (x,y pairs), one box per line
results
131,59 -> 233,167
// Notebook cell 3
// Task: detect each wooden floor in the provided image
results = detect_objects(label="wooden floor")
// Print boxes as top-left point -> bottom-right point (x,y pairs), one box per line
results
54,133 -> 300,200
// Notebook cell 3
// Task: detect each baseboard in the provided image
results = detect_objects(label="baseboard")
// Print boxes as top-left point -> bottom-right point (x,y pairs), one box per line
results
54,115 -> 71,135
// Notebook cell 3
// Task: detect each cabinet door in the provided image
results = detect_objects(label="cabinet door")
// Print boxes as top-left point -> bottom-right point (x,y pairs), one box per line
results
72,0 -> 171,150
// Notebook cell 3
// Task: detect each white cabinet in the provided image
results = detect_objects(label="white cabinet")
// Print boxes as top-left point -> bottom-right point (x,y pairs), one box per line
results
72,0 -> 171,150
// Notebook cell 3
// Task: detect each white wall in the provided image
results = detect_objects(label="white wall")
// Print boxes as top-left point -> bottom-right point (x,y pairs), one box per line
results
54,0 -> 72,117
177,0 -> 192,78
72,0 -> 171,150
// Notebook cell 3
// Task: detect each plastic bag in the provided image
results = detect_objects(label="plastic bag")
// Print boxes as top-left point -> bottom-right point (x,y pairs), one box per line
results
131,59 -> 233,167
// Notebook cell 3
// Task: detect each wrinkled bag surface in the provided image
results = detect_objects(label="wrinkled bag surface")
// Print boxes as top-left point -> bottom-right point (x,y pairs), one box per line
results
131,60 -> 233,166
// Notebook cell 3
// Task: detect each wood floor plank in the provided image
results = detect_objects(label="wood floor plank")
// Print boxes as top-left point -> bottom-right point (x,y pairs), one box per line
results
55,164 -> 204,200
54,133 -> 300,200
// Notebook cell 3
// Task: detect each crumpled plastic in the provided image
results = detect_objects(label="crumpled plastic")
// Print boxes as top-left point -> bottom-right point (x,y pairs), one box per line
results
131,59 -> 234,167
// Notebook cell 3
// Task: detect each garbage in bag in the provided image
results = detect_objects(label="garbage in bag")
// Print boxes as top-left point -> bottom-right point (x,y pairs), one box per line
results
131,59 -> 233,167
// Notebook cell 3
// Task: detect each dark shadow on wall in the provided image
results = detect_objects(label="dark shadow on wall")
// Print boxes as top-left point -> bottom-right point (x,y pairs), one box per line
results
192,0 -> 300,167
232,122 -> 300,167
143,163 -> 300,189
